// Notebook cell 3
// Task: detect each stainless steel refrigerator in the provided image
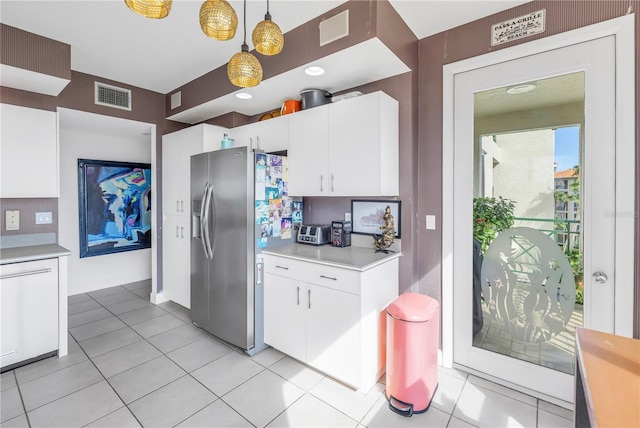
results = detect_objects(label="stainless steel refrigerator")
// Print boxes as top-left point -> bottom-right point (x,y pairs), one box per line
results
190,146 -> 300,356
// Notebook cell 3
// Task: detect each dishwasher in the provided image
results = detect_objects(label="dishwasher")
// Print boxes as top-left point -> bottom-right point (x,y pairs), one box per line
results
1,258 -> 59,371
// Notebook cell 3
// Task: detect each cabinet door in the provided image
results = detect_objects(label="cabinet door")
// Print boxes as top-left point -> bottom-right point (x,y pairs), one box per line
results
252,115 -> 289,153
162,131 -> 201,219
162,125 -> 229,219
328,93 -> 384,196
288,107 -> 329,196
306,284 -> 361,388
162,219 -> 190,308
1,259 -> 59,368
228,124 -> 252,149
264,273 -> 306,362
0,104 -> 58,198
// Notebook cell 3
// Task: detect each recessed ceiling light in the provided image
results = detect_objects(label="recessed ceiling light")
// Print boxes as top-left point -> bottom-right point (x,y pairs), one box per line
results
305,66 -> 325,76
506,83 -> 537,94
236,92 -> 252,99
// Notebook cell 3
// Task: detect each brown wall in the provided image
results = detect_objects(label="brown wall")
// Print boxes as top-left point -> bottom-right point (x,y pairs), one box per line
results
417,1 -> 640,336
1,24 -> 70,80
298,0 -> 419,292
0,198 -> 58,238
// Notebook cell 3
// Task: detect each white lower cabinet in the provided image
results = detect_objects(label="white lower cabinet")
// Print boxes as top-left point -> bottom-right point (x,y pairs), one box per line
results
263,274 -> 307,362
263,254 -> 398,391
1,259 -> 59,369
162,219 -> 190,308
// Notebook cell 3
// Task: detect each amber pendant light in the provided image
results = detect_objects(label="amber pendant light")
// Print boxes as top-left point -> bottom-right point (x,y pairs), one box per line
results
252,0 -> 284,55
125,0 -> 172,19
200,0 -> 238,41
228,0 -> 263,87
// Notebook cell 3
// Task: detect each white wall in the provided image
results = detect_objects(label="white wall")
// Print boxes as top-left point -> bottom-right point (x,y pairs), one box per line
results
493,129 -> 555,228
59,126 -> 152,295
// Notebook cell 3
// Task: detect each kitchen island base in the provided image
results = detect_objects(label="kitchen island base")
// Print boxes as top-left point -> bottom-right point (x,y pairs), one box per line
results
262,246 -> 400,392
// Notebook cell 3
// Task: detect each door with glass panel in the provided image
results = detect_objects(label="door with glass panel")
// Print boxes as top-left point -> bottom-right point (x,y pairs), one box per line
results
452,36 -> 624,403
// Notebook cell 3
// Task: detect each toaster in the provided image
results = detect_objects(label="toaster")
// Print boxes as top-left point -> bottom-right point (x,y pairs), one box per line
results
296,224 -> 331,245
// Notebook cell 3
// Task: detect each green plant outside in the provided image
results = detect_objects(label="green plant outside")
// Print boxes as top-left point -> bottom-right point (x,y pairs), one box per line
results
472,196 -> 516,253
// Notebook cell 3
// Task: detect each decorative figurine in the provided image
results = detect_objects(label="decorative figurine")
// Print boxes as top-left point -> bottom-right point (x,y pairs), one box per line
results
373,205 -> 395,253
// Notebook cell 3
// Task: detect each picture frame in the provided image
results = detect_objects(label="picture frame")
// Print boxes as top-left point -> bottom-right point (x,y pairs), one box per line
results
78,159 -> 152,258
351,199 -> 401,238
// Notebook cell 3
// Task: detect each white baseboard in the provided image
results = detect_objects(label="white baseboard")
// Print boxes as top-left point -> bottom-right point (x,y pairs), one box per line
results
151,292 -> 169,305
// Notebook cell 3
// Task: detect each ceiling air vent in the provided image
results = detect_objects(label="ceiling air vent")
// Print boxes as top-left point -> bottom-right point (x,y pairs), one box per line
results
95,82 -> 131,111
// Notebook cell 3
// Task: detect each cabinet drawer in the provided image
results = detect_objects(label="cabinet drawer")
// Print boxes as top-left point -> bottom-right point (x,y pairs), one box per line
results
263,256 -> 306,280
305,264 -> 359,295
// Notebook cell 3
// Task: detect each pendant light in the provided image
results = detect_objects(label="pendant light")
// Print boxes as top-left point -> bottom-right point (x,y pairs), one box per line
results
227,0 -> 263,88
199,0 -> 238,41
252,0 -> 284,56
125,0 -> 172,19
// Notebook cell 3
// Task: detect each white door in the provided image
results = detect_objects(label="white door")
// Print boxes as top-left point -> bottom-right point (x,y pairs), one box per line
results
448,20 -> 635,405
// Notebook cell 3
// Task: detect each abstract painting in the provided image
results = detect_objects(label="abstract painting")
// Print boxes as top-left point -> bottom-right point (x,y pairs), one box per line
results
78,159 -> 151,258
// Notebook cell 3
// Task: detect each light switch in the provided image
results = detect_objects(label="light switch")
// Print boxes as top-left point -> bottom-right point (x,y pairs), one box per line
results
36,212 -> 53,224
426,215 -> 436,230
6,210 -> 19,231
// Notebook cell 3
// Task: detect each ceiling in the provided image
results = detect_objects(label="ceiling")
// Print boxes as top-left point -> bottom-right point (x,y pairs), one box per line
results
475,72 -> 585,117
0,0 -> 531,121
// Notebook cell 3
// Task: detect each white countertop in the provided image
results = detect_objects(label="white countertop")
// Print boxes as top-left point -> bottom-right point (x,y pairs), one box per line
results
261,243 -> 401,271
0,244 -> 72,265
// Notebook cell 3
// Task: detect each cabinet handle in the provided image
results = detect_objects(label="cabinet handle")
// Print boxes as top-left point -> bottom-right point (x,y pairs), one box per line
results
297,286 -> 300,305
276,265 -> 289,270
180,226 -> 184,239
181,200 -> 184,213
331,174 -> 334,192
320,275 -> 337,281
308,289 -> 311,309
176,226 -> 179,238
1,267 -> 52,280
176,200 -> 180,213
256,136 -> 261,150
320,175 -> 324,192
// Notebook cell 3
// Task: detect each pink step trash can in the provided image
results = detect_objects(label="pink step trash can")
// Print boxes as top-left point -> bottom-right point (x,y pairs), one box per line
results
386,292 -> 440,417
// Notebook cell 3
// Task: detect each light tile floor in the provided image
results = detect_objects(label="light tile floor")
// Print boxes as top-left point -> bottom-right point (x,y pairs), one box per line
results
1,280 -> 574,427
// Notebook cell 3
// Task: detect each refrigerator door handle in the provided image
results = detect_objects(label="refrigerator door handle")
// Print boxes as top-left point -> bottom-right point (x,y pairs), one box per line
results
200,183 -> 211,259
205,184 -> 216,259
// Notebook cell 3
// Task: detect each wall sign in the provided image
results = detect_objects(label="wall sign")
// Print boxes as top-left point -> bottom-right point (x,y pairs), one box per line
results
491,9 -> 545,46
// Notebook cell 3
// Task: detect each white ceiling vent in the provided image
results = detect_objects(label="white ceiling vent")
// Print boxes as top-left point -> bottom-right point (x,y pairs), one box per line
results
319,9 -> 349,46
95,82 -> 131,111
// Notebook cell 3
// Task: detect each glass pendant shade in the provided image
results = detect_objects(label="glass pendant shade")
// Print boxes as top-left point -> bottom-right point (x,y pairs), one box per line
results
125,0 -> 172,19
252,13 -> 284,56
228,43 -> 263,88
199,0 -> 238,41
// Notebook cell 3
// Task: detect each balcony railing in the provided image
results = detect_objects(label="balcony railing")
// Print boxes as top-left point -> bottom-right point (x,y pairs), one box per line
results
513,217 -> 581,252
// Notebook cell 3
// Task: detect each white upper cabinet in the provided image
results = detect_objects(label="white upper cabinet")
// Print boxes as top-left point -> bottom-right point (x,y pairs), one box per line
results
162,124 -> 227,220
288,107 -> 329,196
0,104 -> 58,198
287,91 -> 399,197
230,114 -> 289,153
329,92 -> 399,196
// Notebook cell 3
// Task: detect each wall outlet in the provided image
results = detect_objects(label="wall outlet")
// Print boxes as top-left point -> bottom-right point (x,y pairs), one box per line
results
6,210 -> 19,231
36,212 -> 53,224
345,212 -> 351,222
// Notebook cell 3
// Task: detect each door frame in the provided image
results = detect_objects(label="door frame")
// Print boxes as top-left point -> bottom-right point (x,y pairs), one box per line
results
441,13 -> 635,379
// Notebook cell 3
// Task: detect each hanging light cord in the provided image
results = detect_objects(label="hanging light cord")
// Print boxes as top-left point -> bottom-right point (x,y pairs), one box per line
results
243,0 -> 247,44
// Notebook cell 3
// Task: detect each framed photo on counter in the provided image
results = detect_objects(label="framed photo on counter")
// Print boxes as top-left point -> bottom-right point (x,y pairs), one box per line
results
351,199 -> 401,238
